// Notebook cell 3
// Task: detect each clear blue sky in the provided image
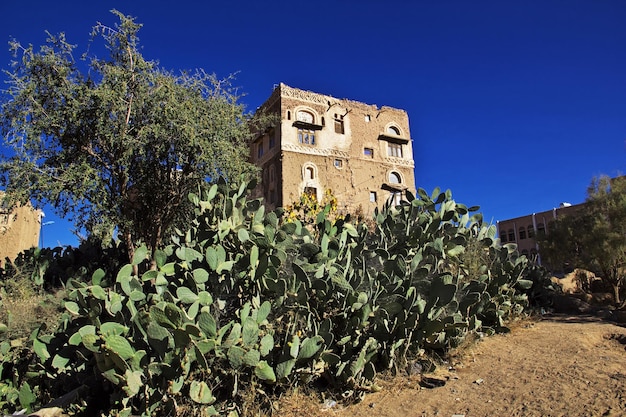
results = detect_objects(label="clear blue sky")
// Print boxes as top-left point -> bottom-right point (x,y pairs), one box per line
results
1,1 -> 625,247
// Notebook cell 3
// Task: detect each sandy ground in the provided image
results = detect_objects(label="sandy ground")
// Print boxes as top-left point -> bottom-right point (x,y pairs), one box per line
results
276,314 -> 626,417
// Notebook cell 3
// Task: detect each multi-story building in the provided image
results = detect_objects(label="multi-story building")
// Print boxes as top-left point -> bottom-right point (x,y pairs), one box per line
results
0,193 -> 42,267
496,202 -> 583,260
250,83 -> 415,214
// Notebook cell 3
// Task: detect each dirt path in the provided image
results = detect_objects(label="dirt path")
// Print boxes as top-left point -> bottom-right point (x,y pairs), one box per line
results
278,315 -> 626,417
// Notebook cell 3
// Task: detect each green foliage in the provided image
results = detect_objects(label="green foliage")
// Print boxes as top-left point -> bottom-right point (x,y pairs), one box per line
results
284,189 -> 339,225
538,175 -> 626,305
0,179 -> 533,415
0,11 -> 271,262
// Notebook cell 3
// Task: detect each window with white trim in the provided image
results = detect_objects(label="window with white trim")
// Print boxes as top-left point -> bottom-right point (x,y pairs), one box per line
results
388,142 -> 402,158
297,129 -> 316,145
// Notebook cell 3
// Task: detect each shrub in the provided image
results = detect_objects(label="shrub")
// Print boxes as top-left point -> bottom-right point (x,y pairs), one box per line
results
0,180 -> 533,416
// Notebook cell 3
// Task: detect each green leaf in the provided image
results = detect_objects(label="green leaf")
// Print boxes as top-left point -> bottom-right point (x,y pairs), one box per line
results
141,270 -> 158,282
165,303 -> 183,327
197,311 -> 217,337
256,301 -> 271,324
130,290 -> 146,302
276,358 -> 296,379
217,260 -> 234,273
298,336 -> 324,360
238,228 -> 250,243
254,361 -> 276,383
516,279 -> 533,290
189,381 -> 216,404
105,335 -> 135,360
207,184 -> 218,201
243,349 -> 261,367
228,345 -> 246,368
177,287 -> 199,304
146,322 -> 169,341
81,334 -> 100,353
132,245 -> 149,265
160,262 -> 176,276
123,370 -> 143,397
223,323 -> 242,348
187,301 -> 200,320
289,335 -> 300,359
101,322 -> 128,337
250,245 -> 259,268
52,353 -> 70,371
260,334 -> 274,356
65,301 -> 80,315
154,249 -> 168,269
198,291 -> 213,306
92,268 -> 106,285
206,247 -> 218,271
18,382 -> 36,411
242,318 -> 259,347
117,264 -> 134,281
193,268 -> 209,284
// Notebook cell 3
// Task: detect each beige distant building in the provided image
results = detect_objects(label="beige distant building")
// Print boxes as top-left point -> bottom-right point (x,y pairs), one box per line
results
250,83 -> 415,214
0,194 -> 42,267
496,202 -> 583,261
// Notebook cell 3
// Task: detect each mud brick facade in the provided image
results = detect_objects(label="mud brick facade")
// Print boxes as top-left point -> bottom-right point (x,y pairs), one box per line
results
0,193 -> 42,267
250,83 -> 416,214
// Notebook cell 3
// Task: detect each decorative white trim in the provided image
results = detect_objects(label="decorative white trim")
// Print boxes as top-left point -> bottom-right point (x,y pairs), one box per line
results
382,157 -> 415,168
282,143 -> 350,158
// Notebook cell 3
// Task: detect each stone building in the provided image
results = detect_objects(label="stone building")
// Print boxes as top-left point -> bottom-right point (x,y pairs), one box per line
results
0,193 -> 42,267
250,83 -> 415,214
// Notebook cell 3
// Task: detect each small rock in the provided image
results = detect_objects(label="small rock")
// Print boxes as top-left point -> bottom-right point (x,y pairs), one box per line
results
321,399 -> 337,410
474,378 -> 484,385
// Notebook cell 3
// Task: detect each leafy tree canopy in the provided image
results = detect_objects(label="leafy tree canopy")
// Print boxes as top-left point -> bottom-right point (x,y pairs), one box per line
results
538,175 -> 626,305
0,10 -> 268,260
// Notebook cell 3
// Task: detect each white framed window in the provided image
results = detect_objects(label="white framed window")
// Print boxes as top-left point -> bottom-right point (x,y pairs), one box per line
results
297,110 -> 314,123
297,129 -> 316,145
303,163 -> 317,181
333,159 -> 343,169
387,125 -> 401,135
389,171 -> 401,184
369,191 -> 377,202
388,143 -> 402,157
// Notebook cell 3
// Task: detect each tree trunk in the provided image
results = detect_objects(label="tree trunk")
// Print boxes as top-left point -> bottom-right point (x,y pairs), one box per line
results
125,230 -> 137,275
613,283 -> 621,306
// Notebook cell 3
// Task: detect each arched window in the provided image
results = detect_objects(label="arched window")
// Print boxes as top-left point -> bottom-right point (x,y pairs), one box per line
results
537,222 -> 545,236
305,166 -> 314,180
387,125 -> 401,136
500,230 -> 508,243
287,110 -> 291,120
389,171 -> 401,184
519,227 -> 526,240
297,110 -> 314,123
527,225 -> 534,238
508,229 -> 515,242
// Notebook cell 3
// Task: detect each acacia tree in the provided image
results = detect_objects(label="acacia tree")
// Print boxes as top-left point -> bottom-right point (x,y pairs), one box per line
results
538,175 -> 626,306
0,11 -> 265,262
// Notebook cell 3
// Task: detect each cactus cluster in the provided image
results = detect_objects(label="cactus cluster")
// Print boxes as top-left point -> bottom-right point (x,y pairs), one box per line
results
0,179 -> 533,416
